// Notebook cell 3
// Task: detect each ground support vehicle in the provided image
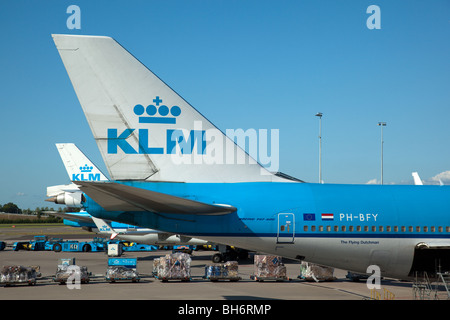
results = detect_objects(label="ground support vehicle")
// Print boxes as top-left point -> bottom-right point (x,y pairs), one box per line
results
172,245 -> 194,254
211,246 -> 249,263
106,258 -> 140,283
51,239 -> 106,252
44,238 -> 64,251
120,241 -> 158,252
12,235 -> 48,251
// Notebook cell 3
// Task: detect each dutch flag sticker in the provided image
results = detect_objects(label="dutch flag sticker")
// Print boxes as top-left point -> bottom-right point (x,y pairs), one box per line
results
321,213 -> 334,221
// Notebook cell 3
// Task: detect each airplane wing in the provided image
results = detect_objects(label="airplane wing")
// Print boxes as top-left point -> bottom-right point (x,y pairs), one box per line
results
76,181 -> 236,215
43,211 -> 93,223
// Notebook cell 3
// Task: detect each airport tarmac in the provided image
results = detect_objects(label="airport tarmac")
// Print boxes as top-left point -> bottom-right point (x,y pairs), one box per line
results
0,224 -> 429,302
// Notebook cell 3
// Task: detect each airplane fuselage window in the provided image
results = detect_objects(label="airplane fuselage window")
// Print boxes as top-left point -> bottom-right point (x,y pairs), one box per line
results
299,223 -> 450,235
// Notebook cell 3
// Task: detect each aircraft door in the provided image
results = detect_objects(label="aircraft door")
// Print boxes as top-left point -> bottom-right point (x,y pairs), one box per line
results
277,213 -> 295,244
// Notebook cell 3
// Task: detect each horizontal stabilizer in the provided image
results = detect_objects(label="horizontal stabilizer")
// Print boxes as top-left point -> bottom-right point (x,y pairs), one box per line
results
76,181 -> 236,215
43,211 -> 93,224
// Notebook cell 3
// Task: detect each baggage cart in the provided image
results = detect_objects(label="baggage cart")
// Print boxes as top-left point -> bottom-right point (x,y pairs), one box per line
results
0,265 -> 37,286
154,252 -> 191,282
299,262 -> 335,282
251,255 -> 288,281
204,261 -> 241,282
54,263 -> 89,284
106,258 -> 140,283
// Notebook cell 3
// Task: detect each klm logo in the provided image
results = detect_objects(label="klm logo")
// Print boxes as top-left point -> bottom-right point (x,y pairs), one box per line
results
133,96 -> 181,124
107,96 -> 206,155
99,224 -> 111,232
72,164 -> 101,181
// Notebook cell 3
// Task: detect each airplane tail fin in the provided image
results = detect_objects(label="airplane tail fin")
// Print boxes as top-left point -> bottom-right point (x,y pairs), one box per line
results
91,216 -> 119,239
52,34 -> 288,183
412,172 -> 423,186
56,143 -> 109,182
46,143 -> 109,206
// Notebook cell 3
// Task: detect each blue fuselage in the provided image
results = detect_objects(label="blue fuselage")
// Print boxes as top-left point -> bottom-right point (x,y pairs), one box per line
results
84,182 -> 450,279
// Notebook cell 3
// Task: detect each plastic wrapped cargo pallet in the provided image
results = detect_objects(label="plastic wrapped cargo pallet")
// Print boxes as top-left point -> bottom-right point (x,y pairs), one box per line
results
0,265 -> 37,286
299,262 -> 335,282
106,258 -> 140,282
106,266 -> 140,282
156,252 -> 191,281
252,255 -> 287,281
204,261 -> 240,281
54,265 -> 89,284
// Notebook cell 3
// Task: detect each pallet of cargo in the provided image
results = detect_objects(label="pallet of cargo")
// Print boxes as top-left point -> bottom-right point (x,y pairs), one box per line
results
204,261 -> 241,282
153,252 -> 191,282
53,259 -> 89,284
299,262 -> 335,282
251,255 -> 289,282
0,265 -> 37,286
106,258 -> 140,283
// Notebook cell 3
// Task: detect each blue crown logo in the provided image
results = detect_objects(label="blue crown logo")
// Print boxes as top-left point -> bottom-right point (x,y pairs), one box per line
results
80,164 -> 93,173
133,96 -> 181,124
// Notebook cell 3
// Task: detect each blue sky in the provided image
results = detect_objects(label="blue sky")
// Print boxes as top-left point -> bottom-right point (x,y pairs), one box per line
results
0,0 -> 449,210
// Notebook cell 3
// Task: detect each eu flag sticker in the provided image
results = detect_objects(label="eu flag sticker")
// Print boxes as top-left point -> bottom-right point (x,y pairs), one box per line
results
303,213 -> 316,221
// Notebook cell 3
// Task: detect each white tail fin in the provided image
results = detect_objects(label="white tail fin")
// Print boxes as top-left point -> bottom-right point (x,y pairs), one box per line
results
56,143 -> 109,182
412,172 -> 423,185
52,34 -> 288,183
91,216 -> 119,239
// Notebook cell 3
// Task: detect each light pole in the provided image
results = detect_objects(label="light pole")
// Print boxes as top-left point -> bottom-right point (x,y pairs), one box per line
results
378,122 -> 386,185
316,112 -> 323,184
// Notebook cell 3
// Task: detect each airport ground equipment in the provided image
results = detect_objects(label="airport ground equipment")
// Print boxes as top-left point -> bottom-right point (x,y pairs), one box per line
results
204,261 -> 241,282
0,265 -> 37,286
106,258 -> 140,283
153,252 -> 191,282
346,271 -> 370,282
251,255 -> 288,281
44,237 -> 64,251
107,242 -> 123,256
298,262 -> 335,282
121,241 -> 158,252
437,272 -> 450,299
54,258 -> 89,284
211,246 -> 249,263
50,237 -> 107,252
12,235 -> 48,251
172,245 -> 193,254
